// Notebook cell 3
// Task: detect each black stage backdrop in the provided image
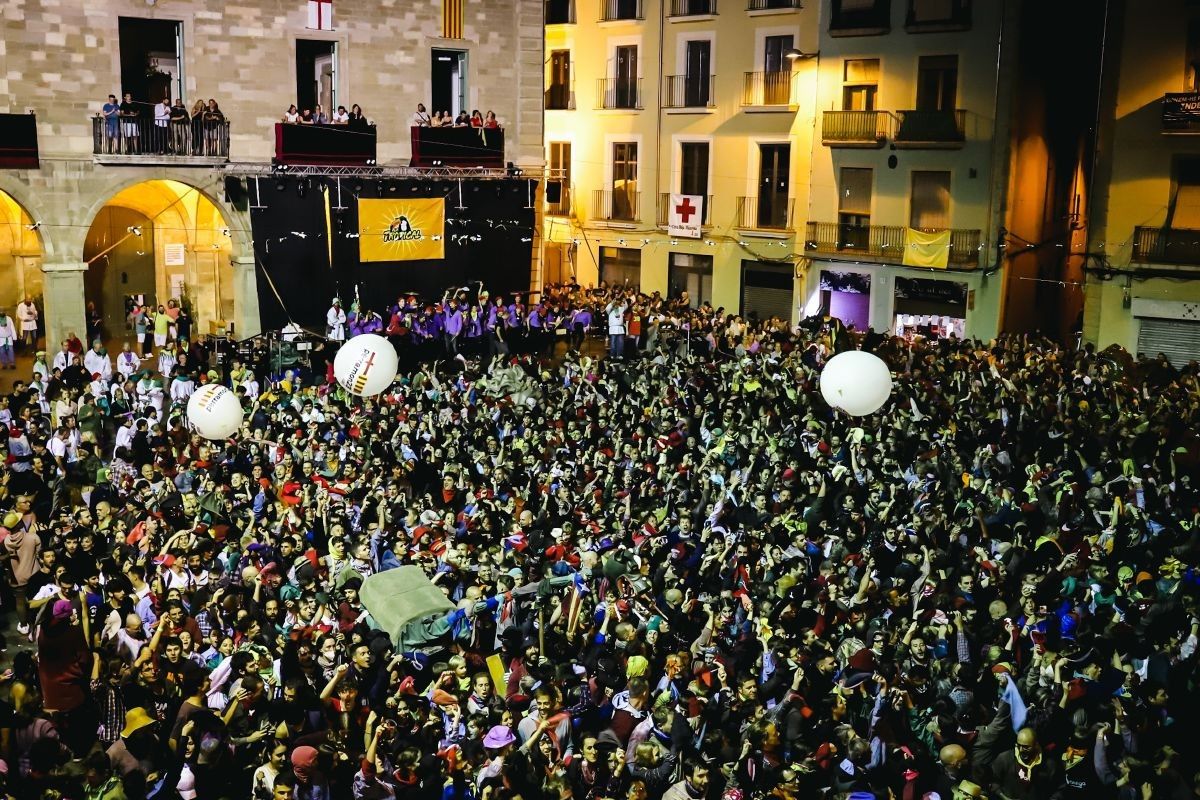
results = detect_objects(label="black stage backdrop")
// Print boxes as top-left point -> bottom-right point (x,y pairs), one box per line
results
249,177 -> 537,332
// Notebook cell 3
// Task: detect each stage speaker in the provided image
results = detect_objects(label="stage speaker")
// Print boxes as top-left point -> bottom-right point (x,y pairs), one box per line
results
224,177 -> 249,211
546,180 -> 563,204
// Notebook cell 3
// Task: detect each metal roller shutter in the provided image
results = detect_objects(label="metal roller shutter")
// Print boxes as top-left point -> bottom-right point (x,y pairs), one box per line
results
1137,318 -> 1200,366
742,261 -> 794,322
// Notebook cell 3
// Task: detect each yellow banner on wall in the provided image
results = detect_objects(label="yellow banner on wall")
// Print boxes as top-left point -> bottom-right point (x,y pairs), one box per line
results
359,198 -> 445,262
902,227 -> 951,269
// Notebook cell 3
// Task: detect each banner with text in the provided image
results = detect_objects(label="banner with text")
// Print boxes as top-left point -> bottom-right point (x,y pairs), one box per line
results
359,198 -> 445,262
667,194 -> 703,239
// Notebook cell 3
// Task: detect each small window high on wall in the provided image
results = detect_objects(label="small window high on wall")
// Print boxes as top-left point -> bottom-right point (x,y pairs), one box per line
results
308,0 -> 334,30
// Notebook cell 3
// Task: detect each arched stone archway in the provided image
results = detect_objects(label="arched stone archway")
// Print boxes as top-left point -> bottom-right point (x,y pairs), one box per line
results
0,186 -> 49,351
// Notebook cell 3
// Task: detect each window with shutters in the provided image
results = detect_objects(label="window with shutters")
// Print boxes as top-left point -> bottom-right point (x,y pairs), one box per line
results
842,59 -> 879,110
444,0 -> 465,38
916,55 -> 957,111
307,0 -> 334,30
909,170 -> 951,229
838,167 -> 873,250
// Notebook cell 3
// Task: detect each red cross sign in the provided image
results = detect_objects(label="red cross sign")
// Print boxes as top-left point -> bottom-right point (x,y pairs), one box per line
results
675,197 -> 697,223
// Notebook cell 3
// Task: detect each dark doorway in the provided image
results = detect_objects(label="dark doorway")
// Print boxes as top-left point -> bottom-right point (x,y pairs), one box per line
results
297,39 -> 337,115
84,207 -> 157,337
684,40 -> 711,107
757,143 -> 791,228
614,45 -> 639,108
118,17 -> 184,106
548,51 -> 572,110
431,49 -> 468,118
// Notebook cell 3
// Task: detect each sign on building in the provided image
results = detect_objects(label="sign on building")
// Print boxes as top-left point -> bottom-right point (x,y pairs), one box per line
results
667,194 -> 703,240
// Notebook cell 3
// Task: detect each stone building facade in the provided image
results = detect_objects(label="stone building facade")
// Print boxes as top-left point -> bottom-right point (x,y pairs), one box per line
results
1,0 -> 544,349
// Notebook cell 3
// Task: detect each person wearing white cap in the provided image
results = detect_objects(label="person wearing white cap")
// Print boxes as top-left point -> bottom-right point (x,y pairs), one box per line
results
326,297 -> 347,342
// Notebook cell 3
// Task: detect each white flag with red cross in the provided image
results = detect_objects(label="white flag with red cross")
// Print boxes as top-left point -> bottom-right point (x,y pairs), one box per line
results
667,194 -> 703,239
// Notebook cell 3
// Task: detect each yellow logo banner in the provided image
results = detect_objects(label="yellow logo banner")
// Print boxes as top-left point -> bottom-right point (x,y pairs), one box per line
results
901,227 -> 951,269
359,198 -> 445,262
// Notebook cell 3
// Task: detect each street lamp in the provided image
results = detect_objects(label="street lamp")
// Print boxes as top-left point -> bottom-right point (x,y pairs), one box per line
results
785,48 -> 819,61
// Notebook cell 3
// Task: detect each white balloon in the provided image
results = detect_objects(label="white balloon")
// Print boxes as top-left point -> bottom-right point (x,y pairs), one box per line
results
186,384 -> 244,440
334,334 -> 399,396
819,350 -> 893,416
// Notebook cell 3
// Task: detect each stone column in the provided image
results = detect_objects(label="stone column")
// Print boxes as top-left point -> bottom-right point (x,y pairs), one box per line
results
231,255 -> 262,339
41,262 -> 88,352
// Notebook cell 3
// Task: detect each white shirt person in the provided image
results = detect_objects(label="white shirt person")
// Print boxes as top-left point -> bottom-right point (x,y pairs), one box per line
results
326,299 -> 347,341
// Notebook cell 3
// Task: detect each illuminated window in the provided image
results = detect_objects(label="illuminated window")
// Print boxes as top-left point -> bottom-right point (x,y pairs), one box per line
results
307,0 -> 333,31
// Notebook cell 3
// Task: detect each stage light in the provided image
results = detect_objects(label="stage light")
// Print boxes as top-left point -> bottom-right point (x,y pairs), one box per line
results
353,181 -> 364,194
388,182 -> 398,194
297,179 -> 308,198
276,178 -> 287,191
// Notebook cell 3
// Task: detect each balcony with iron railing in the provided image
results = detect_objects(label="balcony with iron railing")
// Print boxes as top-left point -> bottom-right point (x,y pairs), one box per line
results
545,83 -> 576,111
93,115 -> 230,164
597,78 -> 644,109
663,75 -> 716,109
748,0 -> 801,10
805,221 -> 982,267
894,109 -> 966,148
830,0 -> 891,35
546,184 -> 572,217
821,110 -> 894,147
658,193 -> 713,226
593,189 -> 641,222
741,71 -> 797,108
669,0 -> 717,15
737,196 -> 795,231
600,0 -> 644,20
545,0 -> 576,23
1133,226 -> 1200,266
905,0 -> 971,31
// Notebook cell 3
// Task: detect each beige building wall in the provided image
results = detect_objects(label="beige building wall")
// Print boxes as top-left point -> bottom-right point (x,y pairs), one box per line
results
0,0 -> 545,344
544,0 -> 1014,335
802,0 -> 1014,340
1085,0 -> 1200,355
543,0 -> 816,317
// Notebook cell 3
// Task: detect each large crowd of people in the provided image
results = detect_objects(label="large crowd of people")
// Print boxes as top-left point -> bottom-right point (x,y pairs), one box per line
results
1,281 -> 1198,800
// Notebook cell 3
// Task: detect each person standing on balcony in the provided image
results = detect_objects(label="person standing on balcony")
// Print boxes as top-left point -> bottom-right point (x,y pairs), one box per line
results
332,105 -> 349,125
349,104 -> 369,131
203,99 -> 225,157
190,100 -> 206,155
170,98 -> 190,155
16,295 -> 38,349
101,94 -> 120,154
153,98 -> 170,154
313,104 -> 329,125
411,104 -> 431,127
118,92 -> 140,154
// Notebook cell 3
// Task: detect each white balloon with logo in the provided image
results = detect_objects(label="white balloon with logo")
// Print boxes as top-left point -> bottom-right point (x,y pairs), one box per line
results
334,334 -> 399,397
186,384 -> 244,440
819,350 -> 893,417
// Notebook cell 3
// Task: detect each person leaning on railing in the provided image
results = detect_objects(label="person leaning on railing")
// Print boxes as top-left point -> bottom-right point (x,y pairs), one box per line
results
169,98 -> 190,154
202,99 -> 225,156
